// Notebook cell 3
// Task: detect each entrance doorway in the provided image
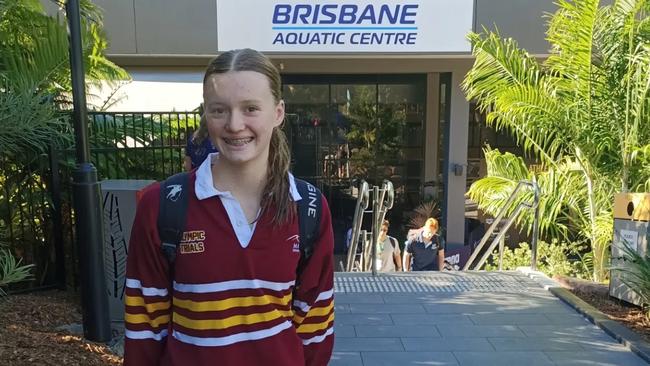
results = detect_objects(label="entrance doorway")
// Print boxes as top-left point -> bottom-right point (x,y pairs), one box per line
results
282,74 -> 427,253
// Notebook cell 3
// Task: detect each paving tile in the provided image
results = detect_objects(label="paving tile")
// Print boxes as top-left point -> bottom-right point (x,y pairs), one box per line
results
335,304 -> 351,313
335,313 -> 394,326
545,350 -> 649,366
453,351 -> 554,366
424,303 -> 560,314
382,294 -> 457,304
436,324 -> 526,338
391,314 -> 473,325
542,313 -> 590,325
349,304 -> 426,314
361,351 -> 458,365
402,337 -> 494,351
517,324 -> 608,338
328,352 -> 363,366
469,314 -> 552,325
334,294 -> 385,304
334,325 -> 356,338
487,337 -> 584,351
333,337 -> 404,352
355,325 -> 441,338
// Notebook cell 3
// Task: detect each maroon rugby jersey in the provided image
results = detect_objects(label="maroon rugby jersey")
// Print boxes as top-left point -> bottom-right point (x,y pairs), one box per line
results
123,171 -> 334,365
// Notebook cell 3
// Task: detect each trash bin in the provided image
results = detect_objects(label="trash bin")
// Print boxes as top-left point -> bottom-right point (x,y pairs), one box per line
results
610,193 -> 650,306
100,179 -> 155,324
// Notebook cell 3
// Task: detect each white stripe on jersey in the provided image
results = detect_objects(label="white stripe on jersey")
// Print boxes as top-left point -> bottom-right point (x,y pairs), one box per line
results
126,278 -> 169,297
293,288 -> 334,314
125,329 -> 168,341
315,289 -> 334,302
301,326 -> 334,345
292,299 -> 310,313
173,279 -> 295,294
172,321 -> 293,347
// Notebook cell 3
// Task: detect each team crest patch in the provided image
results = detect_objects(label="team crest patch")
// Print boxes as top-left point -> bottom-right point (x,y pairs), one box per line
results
180,230 -> 206,254
286,234 -> 300,253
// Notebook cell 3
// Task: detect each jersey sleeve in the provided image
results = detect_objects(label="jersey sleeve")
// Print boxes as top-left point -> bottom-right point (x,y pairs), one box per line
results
292,195 -> 335,366
123,184 -> 172,366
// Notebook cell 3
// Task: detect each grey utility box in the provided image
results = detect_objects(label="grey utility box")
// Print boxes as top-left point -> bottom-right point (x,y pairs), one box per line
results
100,179 -> 155,324
610,193 -> 650,306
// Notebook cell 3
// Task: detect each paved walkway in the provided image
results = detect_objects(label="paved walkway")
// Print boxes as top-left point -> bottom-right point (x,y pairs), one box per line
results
331,271 -> 648,366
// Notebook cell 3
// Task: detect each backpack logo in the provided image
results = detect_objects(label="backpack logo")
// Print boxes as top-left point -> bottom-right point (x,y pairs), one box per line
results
166,184 -> 183,202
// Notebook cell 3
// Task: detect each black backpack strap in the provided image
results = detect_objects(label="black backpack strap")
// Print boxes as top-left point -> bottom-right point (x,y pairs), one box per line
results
294,178 -> 322,279
157,172 -> 191,265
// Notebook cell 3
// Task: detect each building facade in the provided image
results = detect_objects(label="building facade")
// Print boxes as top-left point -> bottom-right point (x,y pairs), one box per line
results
78,0 -> 555,251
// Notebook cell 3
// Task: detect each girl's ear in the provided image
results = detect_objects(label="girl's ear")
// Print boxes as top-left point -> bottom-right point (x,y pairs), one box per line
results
274,100 -> 285,127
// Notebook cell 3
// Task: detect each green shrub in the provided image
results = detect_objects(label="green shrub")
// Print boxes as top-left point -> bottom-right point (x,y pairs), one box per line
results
485,239 -> 591,279
611,242 -> 650,320
0,249 -> 35,297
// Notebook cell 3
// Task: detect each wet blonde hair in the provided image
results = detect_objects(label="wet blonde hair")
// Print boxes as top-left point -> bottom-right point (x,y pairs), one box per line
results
424,218 -> 438,232
203,49 -> 293,225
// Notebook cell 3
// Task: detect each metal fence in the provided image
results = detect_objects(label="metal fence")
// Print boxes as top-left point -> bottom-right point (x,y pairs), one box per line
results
1,111 -> 200,291
4,110 -> 426,291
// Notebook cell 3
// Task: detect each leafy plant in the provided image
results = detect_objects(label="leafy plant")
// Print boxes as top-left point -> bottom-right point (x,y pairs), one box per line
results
463,0 -> 650,282
485,240 -> 591,279
611,241 -> 650,320
406,199 -> 441,229
0,249 -> 34,297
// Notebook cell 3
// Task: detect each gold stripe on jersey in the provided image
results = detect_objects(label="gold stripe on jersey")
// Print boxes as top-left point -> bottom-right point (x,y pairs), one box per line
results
292,302 -> 334,324
125,313 -> 170,328
296,313 -> 334,334
125,295 -> 171,312
173,308 -> 294,330
173,293 -> 291,313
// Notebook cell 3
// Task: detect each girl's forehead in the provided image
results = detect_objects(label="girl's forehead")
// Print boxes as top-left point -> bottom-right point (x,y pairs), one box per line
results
204,71 -> 274,101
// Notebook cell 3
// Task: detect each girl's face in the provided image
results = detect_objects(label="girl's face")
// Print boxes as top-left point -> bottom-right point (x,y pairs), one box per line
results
422,228 -> 435,241
379,225 -> 388,241
203,71 -> 284,167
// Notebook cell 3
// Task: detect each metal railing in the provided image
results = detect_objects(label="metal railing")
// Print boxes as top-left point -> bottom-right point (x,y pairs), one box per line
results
345,179 -> 394,275
463,178 -> 540,271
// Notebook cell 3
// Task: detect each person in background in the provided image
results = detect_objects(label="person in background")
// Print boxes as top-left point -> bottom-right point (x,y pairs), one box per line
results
184,114 -> 219,171
376,219 -> 402,272
404,218 -> 445,271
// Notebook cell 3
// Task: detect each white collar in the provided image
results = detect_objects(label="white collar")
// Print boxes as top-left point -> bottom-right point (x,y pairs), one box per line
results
194,152 -> 302,201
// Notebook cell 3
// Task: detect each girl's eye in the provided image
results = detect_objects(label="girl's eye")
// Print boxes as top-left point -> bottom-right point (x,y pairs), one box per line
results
246,106 -> 260,113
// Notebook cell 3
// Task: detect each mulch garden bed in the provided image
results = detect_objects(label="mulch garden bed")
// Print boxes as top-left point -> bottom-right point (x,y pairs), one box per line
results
0,290 -> 122,366
0,279 -> 648,365
554,275 -> 650,343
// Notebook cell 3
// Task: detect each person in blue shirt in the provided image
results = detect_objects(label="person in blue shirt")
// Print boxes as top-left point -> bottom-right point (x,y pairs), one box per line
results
184,115 -> 219,171
404,218 -> 445,271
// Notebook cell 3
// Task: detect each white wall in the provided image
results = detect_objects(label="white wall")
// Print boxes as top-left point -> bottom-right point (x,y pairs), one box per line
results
89,68 -> 204,112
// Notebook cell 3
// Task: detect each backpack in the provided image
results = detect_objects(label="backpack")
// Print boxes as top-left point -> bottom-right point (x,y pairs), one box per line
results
157,172 -> 322,279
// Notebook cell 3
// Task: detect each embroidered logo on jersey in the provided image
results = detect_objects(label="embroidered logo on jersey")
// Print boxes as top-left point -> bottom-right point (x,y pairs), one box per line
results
180,230 -> 205,254
286,234 -> 300,253
166,184 -> 183,202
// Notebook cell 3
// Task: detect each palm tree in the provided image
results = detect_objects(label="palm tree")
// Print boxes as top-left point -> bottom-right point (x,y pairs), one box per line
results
463,0 -> 650,281
0,0 -> 128,288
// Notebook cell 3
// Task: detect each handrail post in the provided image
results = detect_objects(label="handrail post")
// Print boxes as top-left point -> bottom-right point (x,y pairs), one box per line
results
371,186 -> 379,276
531,176 -> 540,271
498,235 -> 505,271
463,182 -> 525,270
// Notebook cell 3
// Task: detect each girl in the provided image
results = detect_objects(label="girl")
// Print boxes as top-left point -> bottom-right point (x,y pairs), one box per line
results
124,49 -> 334,366
183,114 -> 219,172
